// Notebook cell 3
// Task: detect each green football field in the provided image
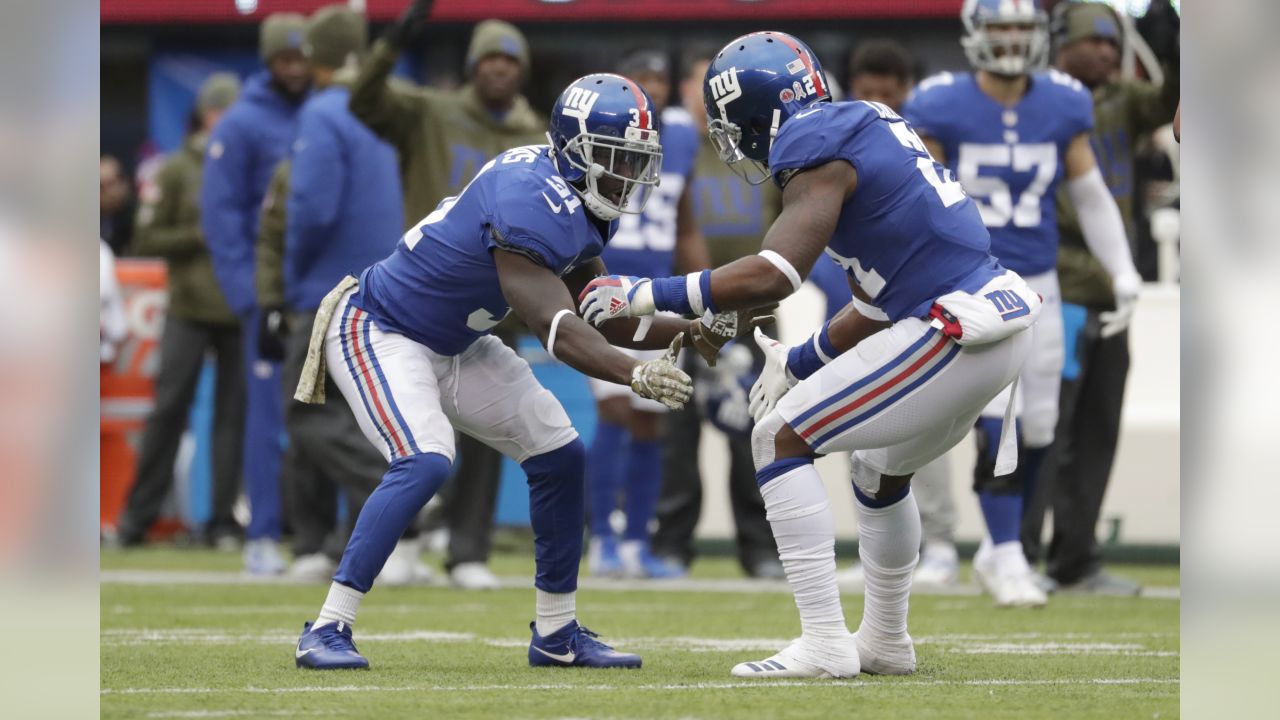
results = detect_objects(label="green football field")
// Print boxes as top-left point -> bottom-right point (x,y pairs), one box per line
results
101,547 -> 1179,719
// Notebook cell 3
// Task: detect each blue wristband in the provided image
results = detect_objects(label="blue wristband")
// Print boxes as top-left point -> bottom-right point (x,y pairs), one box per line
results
699,270 -> 718,315
786,322 -> 837,380
650,276 -> 692,315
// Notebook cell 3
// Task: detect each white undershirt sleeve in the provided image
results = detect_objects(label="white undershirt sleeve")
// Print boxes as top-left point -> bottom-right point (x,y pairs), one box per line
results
1066,167 -> 1138,281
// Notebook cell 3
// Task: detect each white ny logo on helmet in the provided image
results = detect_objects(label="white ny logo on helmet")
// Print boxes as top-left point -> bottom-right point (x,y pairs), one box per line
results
708,67 -> 742,121
562,87 -> 601,134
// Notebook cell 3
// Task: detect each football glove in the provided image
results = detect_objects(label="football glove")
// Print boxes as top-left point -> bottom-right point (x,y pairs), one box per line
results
1099,271 -> 1141,339
577,274 -> 656,327
688,305 -> 776,367
748,327 -> 798,423
631,335 -> 693,410
257,307 -> 289,363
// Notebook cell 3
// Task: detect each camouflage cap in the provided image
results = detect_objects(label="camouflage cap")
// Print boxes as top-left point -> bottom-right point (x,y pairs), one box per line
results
1054,1 -> 1124,48
196,72 -> 241,114
260,12 -> 307,62
466,19 -> 529,74
304,5 -> 368,70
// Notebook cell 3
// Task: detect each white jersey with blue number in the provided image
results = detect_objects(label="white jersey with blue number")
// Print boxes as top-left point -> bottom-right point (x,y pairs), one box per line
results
600,106 -> 700,279
903,70 -> 1094,275
768,101 -> 1005,323
354,145 -> 613,356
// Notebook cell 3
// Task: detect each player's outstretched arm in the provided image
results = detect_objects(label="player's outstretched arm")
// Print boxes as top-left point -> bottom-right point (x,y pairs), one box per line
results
563,259 -> 691,350
568,259 -> 774,366
577,160 -> 854,324
702,159 -> 853,310
494,249 -> 692,409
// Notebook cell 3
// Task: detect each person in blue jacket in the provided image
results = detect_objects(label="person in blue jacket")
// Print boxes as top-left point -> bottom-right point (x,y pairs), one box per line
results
200,12 -> 310,575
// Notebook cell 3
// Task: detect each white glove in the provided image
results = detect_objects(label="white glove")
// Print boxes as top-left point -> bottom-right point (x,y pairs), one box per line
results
748,327 -> 798,423
1099,271 -> 1141,339
577,274 -> 656,327
631,335 -> 693,410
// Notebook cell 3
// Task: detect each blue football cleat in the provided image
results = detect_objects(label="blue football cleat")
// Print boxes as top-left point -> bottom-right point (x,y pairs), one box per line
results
619,540 -> 687,580
295,621 -> 370,670
528,620 -> 642,669
588,535 -> 623,577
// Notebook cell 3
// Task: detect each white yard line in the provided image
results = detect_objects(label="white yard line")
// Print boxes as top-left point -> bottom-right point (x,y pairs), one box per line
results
99,569 -> 1180,599
104,677 -> 1180,696
147,711 -> 335,718
103,629 -> 1179,657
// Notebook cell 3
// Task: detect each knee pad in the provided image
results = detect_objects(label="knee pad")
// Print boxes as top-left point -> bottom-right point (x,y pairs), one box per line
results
388,452 -> 452,506
751,411 -> 786,470
522,436 -> 586,480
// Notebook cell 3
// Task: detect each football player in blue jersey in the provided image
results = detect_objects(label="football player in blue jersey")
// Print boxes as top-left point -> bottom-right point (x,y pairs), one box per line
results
902,0 -> 1142,608
585,49 -> 711,580
579,31 -> 1039,679
291,74 -> 751,671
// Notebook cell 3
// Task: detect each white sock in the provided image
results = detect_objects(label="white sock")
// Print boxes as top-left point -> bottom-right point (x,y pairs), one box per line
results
760,464 -> 848,641
535,590 -> 576,636
855,489 -> 920,641
315,582 -> 364,629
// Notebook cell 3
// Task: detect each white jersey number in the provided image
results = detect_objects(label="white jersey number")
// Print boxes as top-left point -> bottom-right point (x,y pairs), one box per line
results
866,101 -> 966,209
957,143 -> 1057,228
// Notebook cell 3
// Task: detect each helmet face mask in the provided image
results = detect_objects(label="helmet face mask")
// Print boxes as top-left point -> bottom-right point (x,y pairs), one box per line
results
707,116 -> 772,186
561,130 -> 662,219
961,0 -> 1050,77
548,74 -> 664,221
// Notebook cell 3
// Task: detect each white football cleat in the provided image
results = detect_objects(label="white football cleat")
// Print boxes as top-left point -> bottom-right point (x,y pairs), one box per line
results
835,561 -> 866,593
449,562 -> 500,590
244,538 -> 286,576
730,635 -> 860,679
288,553 -> 337,583
913,541 -> 959,588
973,540 -> 1048,608
379,539 -> 435,586
854,630 -> 916,675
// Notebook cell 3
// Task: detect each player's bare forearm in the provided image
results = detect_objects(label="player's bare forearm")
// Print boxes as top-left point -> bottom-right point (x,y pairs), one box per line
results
562,260 -> 690,351
826,302 -> 890,353
495,249 -> 637,385
705,160 -> 854,311
597,315 -> 690,351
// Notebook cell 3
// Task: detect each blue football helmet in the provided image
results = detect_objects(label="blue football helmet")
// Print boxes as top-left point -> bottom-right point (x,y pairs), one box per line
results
548,73 -> 663,221
961,0 -> 1050,77
702,31 -> 831,185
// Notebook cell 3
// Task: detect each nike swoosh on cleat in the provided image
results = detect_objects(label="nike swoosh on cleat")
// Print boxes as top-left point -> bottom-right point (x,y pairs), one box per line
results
532,646 -> 576,663
295,648 -> 317,659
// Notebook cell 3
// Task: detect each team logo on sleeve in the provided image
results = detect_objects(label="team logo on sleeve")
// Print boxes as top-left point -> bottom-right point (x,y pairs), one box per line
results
985,289 -> 1031,321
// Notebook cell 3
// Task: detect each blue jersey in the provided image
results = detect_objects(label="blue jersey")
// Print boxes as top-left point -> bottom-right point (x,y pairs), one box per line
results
768,101 -> 1004,323
354,145 -> 613,356
600,107 -> 700,279
903,70 -> 1094,275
